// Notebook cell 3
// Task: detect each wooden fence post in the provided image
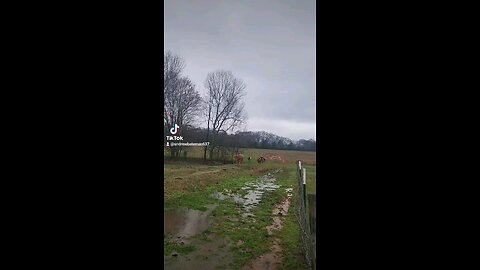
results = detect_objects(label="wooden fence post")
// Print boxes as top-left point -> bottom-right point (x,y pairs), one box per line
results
303,168 -> 307,212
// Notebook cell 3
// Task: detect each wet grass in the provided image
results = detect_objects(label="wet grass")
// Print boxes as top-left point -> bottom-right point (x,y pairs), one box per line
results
191,231 -> 213,242
164,162 -> 280,210
164,239 -> 196,256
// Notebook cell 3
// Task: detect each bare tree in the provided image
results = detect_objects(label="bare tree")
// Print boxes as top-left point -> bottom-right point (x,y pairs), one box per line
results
164,52 -> 201,159
164,51 -> 184,129
164,51 -> 185,93
203,70 -> 247,161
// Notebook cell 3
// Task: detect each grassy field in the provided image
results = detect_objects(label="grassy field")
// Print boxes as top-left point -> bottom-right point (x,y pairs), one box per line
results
164,146 -> 316,165
164,148 -> 316,269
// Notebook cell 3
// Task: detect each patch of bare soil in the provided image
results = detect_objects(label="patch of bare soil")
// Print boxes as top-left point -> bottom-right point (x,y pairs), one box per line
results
242,197 -> 291,270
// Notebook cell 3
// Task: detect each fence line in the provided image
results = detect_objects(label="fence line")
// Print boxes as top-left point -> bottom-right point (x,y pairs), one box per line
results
295,160 -> 316,269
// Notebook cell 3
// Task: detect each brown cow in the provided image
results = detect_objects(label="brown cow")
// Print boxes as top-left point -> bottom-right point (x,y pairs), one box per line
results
234,154 -> 244,165
257,156 -> 266,164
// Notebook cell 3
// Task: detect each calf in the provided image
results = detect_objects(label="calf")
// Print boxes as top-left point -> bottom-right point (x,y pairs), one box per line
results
234,154 -> 244,165
257,156 -> 266,164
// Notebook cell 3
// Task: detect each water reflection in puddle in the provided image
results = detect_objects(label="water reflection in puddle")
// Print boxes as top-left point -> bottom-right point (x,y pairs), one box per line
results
164,204 -> 217,237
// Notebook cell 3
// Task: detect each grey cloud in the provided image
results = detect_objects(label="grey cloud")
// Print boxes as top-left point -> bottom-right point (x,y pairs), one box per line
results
165,0 -> 316,140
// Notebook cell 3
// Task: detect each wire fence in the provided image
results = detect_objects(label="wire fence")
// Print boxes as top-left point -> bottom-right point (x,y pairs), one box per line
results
294,160 -> 316,269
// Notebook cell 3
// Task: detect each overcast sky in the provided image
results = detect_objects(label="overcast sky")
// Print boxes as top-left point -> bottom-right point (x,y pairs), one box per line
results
165,0 -> 316,141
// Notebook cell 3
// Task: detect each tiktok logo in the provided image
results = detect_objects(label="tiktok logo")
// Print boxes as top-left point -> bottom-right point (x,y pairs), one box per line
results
170,124 -> 180,135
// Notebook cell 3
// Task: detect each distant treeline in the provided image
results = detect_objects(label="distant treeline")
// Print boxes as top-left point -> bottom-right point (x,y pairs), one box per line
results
165,125 -> 316,152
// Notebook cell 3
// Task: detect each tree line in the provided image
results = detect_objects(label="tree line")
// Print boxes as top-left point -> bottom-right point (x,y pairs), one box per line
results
165,126 -> 316,152
164,51 -> 315,161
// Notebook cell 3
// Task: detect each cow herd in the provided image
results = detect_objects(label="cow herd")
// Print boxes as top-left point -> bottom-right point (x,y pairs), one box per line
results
233,153 -> 266,165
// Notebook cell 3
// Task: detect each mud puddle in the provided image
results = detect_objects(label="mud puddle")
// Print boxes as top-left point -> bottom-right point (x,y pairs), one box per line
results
164,204 -> 217,238
164,204 -> 235,269
212,170 -> 282,217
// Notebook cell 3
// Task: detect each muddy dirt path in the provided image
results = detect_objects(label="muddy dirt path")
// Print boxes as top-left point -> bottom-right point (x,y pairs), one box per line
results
242,194 -> 292,270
